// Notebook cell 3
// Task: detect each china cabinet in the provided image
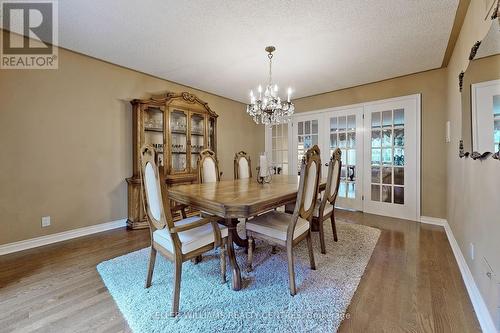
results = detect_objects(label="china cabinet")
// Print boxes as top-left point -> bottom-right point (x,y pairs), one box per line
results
126,92 -> 218,229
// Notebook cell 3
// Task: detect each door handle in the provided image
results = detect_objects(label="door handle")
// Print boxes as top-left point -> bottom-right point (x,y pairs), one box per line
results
324,163 -> 329,166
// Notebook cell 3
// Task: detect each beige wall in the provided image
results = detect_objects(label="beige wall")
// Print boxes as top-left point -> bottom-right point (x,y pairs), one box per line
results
293,69 -> 448,218
445,1 -> 500,321
0,34 -> 264,245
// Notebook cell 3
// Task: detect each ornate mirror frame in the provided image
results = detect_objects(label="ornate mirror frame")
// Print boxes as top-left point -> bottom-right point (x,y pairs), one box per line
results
458,0 -> 500,161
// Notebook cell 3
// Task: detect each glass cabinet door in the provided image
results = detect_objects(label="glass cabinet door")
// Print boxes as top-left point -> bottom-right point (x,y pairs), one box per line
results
170,109 -> 187,173
190,113 -> 205,171
208,117 -> 216,152
143,106 -> 164,166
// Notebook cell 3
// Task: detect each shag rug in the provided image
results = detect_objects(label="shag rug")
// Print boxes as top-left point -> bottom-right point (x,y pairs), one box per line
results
97,220 -> 380,333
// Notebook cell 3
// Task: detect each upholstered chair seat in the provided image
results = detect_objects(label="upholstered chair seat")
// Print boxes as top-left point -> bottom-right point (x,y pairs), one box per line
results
246,211 -> 309,241
153,217 -> 228,254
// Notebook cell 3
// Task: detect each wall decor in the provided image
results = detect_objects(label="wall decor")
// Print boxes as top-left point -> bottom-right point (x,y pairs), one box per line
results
459,139 -> 470,158
459,9 -> 500,160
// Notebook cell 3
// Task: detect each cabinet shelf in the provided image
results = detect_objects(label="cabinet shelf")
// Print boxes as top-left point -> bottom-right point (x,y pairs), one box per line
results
191,132 -> 204,136
172,151 -> 187,154
171,129 -> 187,135
145,128 -> 163,132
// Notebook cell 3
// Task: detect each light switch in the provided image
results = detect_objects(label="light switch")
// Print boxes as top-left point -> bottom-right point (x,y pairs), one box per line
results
41,216 -> 51,228
445,121 -> 451,143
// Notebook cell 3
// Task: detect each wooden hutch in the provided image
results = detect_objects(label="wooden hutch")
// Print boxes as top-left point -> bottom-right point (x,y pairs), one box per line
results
126,92 -> 218,229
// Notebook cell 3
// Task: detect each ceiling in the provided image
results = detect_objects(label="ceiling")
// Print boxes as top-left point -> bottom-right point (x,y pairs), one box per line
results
58,0 -> 459,103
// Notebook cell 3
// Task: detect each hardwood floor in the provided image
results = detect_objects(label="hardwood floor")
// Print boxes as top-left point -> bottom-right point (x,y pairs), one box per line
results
0,211 -> 481,333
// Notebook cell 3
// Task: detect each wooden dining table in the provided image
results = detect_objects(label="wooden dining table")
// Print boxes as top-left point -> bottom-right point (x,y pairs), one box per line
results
168,175 -> 327,291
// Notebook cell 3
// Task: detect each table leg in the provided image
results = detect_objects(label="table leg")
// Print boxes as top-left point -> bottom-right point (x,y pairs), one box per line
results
226,218 -> 242,291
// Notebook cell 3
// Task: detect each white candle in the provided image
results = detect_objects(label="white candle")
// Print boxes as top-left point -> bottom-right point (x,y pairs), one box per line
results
258,85 -> 262,100
259,154 -> 268,178
287,87 -> 291,102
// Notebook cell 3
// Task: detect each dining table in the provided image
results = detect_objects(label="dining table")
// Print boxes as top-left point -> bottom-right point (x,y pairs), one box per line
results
168,174 -> 327,291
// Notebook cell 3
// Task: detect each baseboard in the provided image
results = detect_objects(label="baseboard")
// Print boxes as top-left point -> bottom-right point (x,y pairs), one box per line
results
0,219 -> 127,256
419,215 -> 448,226
425,217 -> 498,333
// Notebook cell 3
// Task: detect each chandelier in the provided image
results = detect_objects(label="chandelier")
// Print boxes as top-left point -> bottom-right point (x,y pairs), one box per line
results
246,46 -> 295,125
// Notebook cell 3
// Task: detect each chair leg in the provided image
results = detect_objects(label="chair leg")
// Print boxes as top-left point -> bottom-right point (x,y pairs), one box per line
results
330,213 -> 338,242
145,246 -> 157,288
306,231 -> 316,270
191,255 -> 202,264
271,245 -> 277,254
220,238 -> 227,283
318,219 -> 327,254
247,236 -> 254,272
287,246 -> 296,296
170,258 -> 183,317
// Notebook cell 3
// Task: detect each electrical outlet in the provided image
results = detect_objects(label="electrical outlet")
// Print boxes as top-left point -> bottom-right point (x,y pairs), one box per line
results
41,216 -> 51,228
470,243 -> 475,261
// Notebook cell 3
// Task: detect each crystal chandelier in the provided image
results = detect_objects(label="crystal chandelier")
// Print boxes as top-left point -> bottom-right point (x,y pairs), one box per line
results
246,46 -> 295,125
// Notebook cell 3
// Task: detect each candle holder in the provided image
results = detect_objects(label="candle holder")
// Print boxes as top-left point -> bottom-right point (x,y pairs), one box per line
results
256,166 -> 272,184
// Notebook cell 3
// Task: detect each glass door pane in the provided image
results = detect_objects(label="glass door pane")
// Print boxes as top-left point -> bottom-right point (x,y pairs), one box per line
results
208,118 -> 216,152
270,123 -> 289,175
369,109 -> 405,204
190,113 -> 205,172
144,106 -> 164,166
295,119 -> 319,175
324,107 -> 363,211
170,109 -> 187,173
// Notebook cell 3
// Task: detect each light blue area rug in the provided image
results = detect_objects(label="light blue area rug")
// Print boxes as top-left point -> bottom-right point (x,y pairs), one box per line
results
97,220 -> 380,333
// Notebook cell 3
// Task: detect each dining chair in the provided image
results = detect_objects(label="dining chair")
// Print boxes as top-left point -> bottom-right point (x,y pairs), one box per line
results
246,145 -> 320,296
140,144 -> 228,317
312,148 -> 342,254
233,151 -> 252,179
198,149 -> 222,183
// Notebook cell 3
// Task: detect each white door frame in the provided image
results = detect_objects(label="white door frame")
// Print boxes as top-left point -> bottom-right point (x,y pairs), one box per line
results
268,94 -> 421,221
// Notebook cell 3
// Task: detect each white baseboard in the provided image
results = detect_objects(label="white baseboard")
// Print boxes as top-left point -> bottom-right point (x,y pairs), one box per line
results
419,215 -> 447,226
0,219 -> 127,256
421,216 -> 497,333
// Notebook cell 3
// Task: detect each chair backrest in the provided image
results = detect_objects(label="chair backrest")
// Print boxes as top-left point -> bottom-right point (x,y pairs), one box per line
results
140,145 -> 181,250
234,151 -> 252,179
294,145 -> 321,222
325,148 -> 342,205
198,149 -> 220,183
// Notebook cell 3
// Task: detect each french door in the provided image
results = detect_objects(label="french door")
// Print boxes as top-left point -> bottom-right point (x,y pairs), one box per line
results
288,95 -> 420,221
363,97 -> 419,221
291,106 -> 363,211
323,107 -> 364,210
